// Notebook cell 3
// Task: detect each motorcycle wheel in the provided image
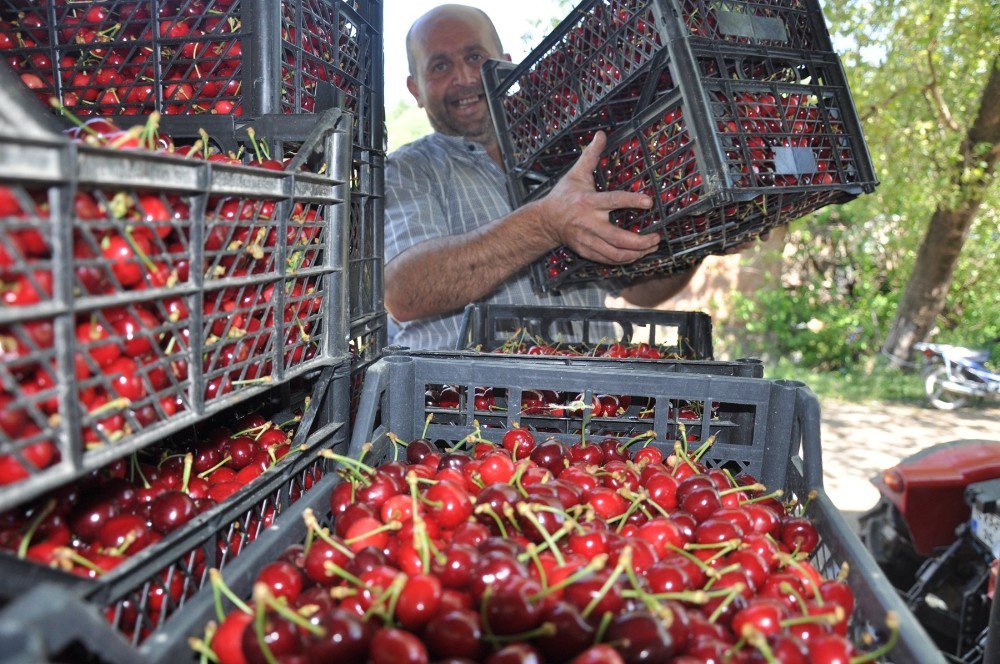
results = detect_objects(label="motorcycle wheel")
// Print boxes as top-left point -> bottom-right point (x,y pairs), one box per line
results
859,498 -> 925,590
923,364 -> 968,410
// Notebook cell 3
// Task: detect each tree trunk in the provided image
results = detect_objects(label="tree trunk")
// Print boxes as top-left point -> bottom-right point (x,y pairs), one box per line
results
883,58 -> 1000,364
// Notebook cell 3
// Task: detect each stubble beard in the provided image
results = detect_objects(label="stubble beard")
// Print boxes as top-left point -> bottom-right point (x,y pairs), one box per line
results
426,99 -> 497,151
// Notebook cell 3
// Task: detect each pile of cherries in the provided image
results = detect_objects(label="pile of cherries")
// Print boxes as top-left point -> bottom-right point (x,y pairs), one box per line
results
197,425 -> 898,664
490,334 -> 684,361
0,0 -> 365,118
425,381 -> 719,425
0,114 -> 325,483
0,412 -> 299,579
537,82 -> 855,289
505,1 -> 665,159
279,0 -> 363,115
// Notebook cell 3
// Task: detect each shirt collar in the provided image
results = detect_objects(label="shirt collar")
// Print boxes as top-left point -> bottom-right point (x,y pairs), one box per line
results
429,132 -> 491,157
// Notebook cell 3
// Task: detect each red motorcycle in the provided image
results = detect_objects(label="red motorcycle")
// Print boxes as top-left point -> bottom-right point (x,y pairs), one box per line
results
860,439 -> 1000,662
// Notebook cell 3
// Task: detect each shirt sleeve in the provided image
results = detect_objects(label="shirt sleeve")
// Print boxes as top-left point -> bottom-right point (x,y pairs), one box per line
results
383,147 -> 448,264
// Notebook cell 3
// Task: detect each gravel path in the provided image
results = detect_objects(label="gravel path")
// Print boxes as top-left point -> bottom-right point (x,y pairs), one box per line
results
819,399 -> 1000,518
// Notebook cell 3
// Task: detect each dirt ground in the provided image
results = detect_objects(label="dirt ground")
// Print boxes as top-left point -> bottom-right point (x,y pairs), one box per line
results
819,399 -> 1000,521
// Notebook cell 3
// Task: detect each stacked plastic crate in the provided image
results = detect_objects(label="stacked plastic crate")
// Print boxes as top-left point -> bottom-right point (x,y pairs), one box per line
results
483,0 -> 878,293
0,0 -> 384,657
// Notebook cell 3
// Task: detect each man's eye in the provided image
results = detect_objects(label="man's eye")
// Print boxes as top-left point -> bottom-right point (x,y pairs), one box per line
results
432,62 -> 448,72
469,53 -> 483,62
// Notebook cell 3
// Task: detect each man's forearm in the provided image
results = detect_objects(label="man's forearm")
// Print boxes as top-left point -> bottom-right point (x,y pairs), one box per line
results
385,202 -> 552,322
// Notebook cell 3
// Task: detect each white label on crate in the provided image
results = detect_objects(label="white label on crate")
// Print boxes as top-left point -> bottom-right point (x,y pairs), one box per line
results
971,507 -> 1000,558
717,11 -> 790,44
773,147 -> 819,175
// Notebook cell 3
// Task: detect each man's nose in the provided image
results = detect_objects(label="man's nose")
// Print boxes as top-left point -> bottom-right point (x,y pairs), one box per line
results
455,60 -> 480,86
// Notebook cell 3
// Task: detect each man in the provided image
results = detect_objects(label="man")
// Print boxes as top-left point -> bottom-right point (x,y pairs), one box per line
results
384,4 -> 694,350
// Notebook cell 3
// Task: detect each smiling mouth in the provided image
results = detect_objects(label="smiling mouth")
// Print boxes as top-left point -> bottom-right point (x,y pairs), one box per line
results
451,93 -> 484,109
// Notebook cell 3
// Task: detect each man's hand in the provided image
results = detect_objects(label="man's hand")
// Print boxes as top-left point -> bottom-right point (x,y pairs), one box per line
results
535,131 -> 660,264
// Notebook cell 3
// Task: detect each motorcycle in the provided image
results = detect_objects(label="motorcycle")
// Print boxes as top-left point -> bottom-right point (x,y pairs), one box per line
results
860,439 -> 1000,662
914,339 -> 1000,410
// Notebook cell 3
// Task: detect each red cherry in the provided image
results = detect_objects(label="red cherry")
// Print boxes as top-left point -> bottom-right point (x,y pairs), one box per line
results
255,561 -> 303,602
369,627 -> 428,664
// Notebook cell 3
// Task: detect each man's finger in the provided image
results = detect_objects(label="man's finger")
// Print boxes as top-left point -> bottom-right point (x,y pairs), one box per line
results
591,224 -> 660,252
595,190 -> 653,212
568,130 -> 608,177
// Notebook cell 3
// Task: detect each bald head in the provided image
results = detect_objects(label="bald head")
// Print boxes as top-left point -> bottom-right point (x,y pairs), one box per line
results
406,4 -> 503,78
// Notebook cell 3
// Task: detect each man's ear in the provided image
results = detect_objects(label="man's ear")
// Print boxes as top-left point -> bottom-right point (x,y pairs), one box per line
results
406,75 -> 424,109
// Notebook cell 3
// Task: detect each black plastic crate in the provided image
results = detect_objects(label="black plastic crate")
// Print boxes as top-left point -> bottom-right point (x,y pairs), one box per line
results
0,363 -> 349,649
348,313 -> 385,424
0,0 -> 383,151
347,148 -> 384,328
485,0 -> 837,181
519,48 -> 876,291
483,1 -> 875,292
0,81 -> 352,511
457,303 -> 717,360
17,351 -> 942,664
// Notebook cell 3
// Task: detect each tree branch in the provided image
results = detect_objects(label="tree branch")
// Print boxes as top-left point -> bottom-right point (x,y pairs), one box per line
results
924,34 -> 961,133
860,86 -> 907,122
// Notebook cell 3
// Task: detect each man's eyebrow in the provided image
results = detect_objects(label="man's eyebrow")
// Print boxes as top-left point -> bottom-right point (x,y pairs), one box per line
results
425,43 -> 489,64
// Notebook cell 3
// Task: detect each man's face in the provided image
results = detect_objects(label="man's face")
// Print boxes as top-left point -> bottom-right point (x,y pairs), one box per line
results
406,12 -> 507,145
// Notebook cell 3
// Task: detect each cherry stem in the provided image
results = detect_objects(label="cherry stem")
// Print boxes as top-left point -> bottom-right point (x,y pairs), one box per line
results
851,612 -> 899,663
583,547 -> 631,618
741,488 -> 785,505
509,462 -> 530,497
612,489 -> 646,533
17,498 -> 56,559
746,631 -> 779,664
197,455 -> 233,479
421,413 -> 433,439
777,553 -> 823,601
720,483 -> 765,497
780,609 -> 843,629
252,589 -> 279,664
779,581 -> 810,614
621,429 -> 656,451
301,508 -> 355,560
123,227 -> 159,273
693,432 -> 719,463
382,573 -> 409,627
198,129 -> 212,160
89,397 -> 131,418
707,583 -> 747,623
130,453 -> 150,488
522,544 -> 549,588
666,544 -> 720,579
321,559 -> 370,589
475,504 -> 508,538
485,623 -> 557,645
519,504 -> 567,565
800,490 -> 818,513
593,610 -> 614,645
671,440 -> 699,474
449,421 -> 484,452
188,632 -> 220,664
345,521 -> 401,546
181,453 -> 193,494
318,449 -> 375,479
233,421 -> 271,438
246,127 -> 264,163
209,569 -> 253,616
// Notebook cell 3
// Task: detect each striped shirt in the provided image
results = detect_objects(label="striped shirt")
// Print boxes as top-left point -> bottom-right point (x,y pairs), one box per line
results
384,132 -> 607,350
